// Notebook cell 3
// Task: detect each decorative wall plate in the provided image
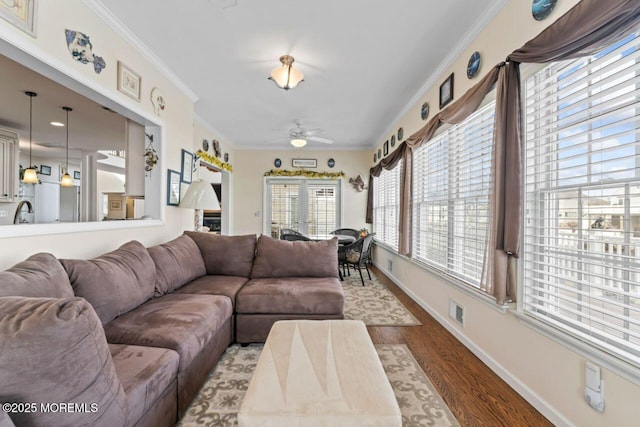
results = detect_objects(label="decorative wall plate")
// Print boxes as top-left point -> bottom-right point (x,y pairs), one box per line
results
377,148 -> 382,159
327,158 -> 335,168
151,87 -> 166,115
532,0 -> 557,21
421,102 -> 430,120
65,29 -> 106,74
212,140 -> 221,158
224,153 -> 229,163
202,139 -> 210,152
274,158 -> 282,168
373,153 -> 377,163
397,127 -> 403,141
467,51 -> 481,79
390,135 -> 396,147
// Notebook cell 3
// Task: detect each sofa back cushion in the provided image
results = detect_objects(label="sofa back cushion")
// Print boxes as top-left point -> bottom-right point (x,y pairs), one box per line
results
0,253 -> 74,298
251,235 -> 339,278
185,232 -> 256,277
0,297 -> 127,426
61,240 -> 155,325
148,234 -> 206,296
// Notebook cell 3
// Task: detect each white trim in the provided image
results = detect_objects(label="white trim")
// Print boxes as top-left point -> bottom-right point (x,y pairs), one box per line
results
0,219 -> 163,238
82,0 -> 199,103
372,0 -> 508,149
373,261 -> 573,427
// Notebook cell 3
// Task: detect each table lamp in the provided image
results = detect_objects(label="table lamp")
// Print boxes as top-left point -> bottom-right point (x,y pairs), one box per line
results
180,179 -> 220,231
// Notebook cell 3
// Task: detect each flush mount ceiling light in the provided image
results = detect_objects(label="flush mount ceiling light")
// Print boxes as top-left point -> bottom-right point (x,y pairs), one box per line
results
269,55 -> 304,91
290,138 -> 307,148
60,106 -> 74,187
50,121 -> 64,127
22,91 -> 38,184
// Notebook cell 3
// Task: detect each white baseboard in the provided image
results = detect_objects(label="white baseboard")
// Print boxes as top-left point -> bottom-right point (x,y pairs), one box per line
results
373,263 -> 572,427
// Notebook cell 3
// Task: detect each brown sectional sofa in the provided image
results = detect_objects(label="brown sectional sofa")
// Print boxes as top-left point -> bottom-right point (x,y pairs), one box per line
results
0,233 -> 343,427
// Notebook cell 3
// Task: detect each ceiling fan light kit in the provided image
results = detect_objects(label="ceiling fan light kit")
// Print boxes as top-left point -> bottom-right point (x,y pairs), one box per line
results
290,138 -> 307,148
269,55 -> 304,91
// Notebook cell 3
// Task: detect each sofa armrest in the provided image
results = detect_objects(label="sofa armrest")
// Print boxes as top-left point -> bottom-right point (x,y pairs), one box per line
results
0,411 -> 16,427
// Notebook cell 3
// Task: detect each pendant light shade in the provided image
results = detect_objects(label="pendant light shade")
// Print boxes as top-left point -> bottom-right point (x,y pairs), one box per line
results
22,91 -> 38,184
269,55 -> 304,90
61,106 -> 74,187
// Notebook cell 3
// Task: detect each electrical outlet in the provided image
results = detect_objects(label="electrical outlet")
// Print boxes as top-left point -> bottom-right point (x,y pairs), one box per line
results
449,300 -> 464,327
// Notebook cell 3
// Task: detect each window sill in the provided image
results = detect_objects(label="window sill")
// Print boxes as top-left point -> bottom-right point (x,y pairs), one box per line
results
0,218 -> 163,238
373,242 -> 509,314
513,310 -> 640,385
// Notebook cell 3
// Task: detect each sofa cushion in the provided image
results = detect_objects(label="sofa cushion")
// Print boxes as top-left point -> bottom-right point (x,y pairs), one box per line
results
174,275 -> 249,305
104,294 -> 232,371
0,253 -> 73,298
0,297 -> 127,427
109,343 -> 179,424
251,235 -> 339,278
185,232 -> 256,277
236,277 -> 344,315
148,234 -> 206,296
61,240 -> 156,325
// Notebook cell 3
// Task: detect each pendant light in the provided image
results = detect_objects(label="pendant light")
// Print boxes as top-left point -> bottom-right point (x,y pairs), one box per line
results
60,106 -> 74,187
22,91 -> 38,184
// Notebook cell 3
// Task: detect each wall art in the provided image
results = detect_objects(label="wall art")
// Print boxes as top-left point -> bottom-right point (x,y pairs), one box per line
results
73,171 -> 80,180
181,149 -> 193,183
532,0 -> 557,21
383,140 -> 389,156
224,153 -> 229,163
397,127 -> 404,141
65,29 -> 106,74
390,135 -> 396,148
150,87 -> 166,115
467,51 -> 481,79
117,61 -> 141,101
202,139 -> 209,152
274,158 -> 282,168
292,158 -> 317,168
0,0 -> 36,37
439,73 -> 454,109
39,164 -> 51,176
144,133 -> 158,177
167,169 -> 180,206
212,139 -> 221,158
327,158 -> 335,168
421,102 -> 430,120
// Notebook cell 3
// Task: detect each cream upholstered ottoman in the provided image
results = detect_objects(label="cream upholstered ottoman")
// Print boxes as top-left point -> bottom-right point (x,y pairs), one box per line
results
237,320 -> 401,426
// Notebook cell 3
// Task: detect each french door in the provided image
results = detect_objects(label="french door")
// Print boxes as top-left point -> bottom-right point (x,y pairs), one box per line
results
265,178 -> 341,238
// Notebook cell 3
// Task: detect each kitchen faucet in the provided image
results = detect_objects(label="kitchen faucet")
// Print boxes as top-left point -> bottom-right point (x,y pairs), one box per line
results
13,200 -> 33,224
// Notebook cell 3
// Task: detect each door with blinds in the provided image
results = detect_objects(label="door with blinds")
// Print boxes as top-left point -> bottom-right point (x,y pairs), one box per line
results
266,179 -> 341,238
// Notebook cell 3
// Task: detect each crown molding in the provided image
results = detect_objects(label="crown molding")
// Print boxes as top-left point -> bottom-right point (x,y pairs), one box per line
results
194,113 -> 236,149
82,0 -> 199,103
371,0 -> 508,149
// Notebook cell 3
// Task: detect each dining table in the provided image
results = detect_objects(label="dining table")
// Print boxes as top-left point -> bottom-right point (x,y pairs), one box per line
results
309,234 -> 357,245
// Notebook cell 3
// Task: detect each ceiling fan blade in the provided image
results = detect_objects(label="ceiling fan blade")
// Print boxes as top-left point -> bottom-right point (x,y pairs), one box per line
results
302,128 -> 323,136
308,136 -> 333,144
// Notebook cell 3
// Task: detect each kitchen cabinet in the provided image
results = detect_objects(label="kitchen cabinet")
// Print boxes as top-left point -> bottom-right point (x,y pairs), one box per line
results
0,128 -> 18,202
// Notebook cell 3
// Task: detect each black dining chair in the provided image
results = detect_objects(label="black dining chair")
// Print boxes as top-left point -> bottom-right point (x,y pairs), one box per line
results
338,233 -> 375,286
281,229 -> 312,241
330,228 -> 360,239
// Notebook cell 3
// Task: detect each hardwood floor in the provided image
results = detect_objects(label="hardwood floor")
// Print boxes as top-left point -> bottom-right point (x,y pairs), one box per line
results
367,266 -> 552,427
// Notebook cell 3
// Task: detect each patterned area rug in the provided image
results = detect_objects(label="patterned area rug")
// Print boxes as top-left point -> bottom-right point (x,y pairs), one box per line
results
342,270 -> 421,326
179,344 -> 459,427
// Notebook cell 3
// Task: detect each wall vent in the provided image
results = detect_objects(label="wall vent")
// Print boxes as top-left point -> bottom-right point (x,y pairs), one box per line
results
449,300 -> 464,327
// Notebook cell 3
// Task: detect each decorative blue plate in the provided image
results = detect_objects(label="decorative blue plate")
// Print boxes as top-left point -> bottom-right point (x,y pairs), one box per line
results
390,135 -> 396,147
274,158 -> 282,168
328,158 -> 335,168
421,102 -> 430,120
532,0 -> 557,21
397,127 -> 403,141
467,51 -> 481,79
377,149 -> 382,159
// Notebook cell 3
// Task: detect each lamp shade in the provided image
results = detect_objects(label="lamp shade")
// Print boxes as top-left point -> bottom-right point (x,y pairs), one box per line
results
60,172 -> 74,187
180,179 -> 220,210
290,138 -> 307,148
269,55 -> 304,90
22,168 -> 38,184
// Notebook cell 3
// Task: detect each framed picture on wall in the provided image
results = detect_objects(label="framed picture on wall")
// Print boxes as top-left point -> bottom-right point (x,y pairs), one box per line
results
73,170 -> 80,180
181,149 -> 193,183
292,158 -> 317,168
0,0 -> 37,37
117,61 -> 142,101
383,140 -> 389,156
439,73 -> 454,109
40,165 -> 51,176
167,169 -> 180,206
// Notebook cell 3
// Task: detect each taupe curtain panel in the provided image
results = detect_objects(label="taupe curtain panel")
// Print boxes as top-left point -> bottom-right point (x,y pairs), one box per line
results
366,0 -> 640,304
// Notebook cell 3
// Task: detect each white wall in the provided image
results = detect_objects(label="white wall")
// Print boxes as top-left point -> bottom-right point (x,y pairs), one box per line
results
232,149 -> 370,235
371,1 -> 639,425
0,0 -> 196,267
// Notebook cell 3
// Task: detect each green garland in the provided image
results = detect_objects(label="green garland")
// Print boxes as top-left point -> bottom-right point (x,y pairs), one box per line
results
264,169 -> 345,179
196,150 -> 233,172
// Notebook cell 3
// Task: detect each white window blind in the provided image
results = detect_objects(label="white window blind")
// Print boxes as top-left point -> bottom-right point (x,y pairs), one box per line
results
412,101 -> 495,287
373,162 -> 401,250
523,32 -> 640,368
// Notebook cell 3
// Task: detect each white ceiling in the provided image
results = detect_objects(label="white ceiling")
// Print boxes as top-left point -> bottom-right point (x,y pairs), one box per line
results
98,0 -> 502,150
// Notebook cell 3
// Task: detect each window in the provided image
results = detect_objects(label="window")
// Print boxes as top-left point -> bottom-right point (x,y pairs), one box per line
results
373,162 -> 401,250
412,101 -> 495,287
266,179 -> 340,238
522,33 -> 640,369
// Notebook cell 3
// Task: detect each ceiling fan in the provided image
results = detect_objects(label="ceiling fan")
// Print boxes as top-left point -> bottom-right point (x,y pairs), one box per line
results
286,121 -> 334,147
